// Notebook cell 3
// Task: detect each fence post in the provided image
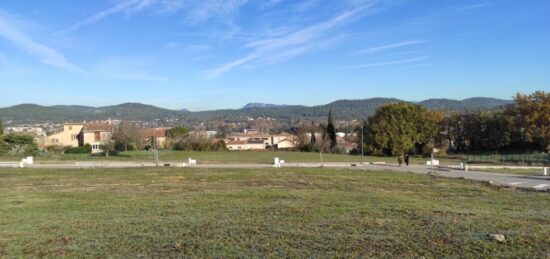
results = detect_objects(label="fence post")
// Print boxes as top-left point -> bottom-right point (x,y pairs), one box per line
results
544,167 -> 548,176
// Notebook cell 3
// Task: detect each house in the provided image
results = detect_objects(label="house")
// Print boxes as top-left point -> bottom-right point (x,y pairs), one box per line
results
337,137 -> 358,153
270,133 -> 296,149
143,128 -> 167,149
44,123 -> 84,148
42,121 -> 113,153
189,130 -> 218,139
225,130 -> 297,150
225,140 -> 267,150
81,122 -> 113,153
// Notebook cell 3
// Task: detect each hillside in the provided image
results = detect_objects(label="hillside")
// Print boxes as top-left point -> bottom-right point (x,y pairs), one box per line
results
0,103 -> 185,124
418,98 -> 512,111
0,97 -> 511,125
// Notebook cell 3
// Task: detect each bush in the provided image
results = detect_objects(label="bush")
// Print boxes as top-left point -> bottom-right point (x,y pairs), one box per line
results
115,141 -> 135,152
0,139 -> 10,155
65,144 -> 92,154
46,145 -> 67,154
172,139 -> 227,151
1,134 -> 39,156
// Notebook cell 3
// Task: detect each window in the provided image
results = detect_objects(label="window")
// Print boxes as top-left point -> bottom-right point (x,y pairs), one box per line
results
92,144 -> 100,150
94,132 -> 100,142
71,134 -> 77,141
69,126 -> 72,130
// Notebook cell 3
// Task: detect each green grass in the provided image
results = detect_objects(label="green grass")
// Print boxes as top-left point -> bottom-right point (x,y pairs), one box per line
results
0,150 -> 460,165
474,168 -> 545,176
0,168 -> 549,257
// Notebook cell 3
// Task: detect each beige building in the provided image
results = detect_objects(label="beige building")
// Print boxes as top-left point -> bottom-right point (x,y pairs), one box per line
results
225,130 -> 297,151
44,123 -> 84,148
42,121 -> 113,153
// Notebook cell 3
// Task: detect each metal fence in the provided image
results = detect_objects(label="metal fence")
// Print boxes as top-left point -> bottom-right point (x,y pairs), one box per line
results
462,153 -> 550,166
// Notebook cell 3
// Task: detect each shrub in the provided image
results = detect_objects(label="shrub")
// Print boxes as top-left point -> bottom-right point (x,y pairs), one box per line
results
46,145 -> 67,154
172,139 -> 227,151
115,141 -> 135,152
65,144 -> 92,154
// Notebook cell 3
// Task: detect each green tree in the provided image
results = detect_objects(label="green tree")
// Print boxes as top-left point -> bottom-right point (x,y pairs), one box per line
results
166,126 -> 189,140
310,122 -> 317,145
365,103 -> 439,156
506,91 -> 550,151
326,109 -> 337,150
1,133 -> 39,156
0,116 -> 3,136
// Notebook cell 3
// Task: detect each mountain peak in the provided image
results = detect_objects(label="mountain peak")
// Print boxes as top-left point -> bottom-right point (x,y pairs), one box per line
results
241,103 -> 286,109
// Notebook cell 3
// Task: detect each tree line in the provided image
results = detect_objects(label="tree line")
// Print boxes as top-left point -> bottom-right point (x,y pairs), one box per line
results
359,91 -> 550,156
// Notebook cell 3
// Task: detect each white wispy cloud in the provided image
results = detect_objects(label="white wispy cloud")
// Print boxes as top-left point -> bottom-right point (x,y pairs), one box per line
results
357,40 -> 427,55
0,13 -> 84,73
60,0 -> 253,34
206,3 -> 374,78
59,0 -> 147,34
342,56 -> 428,70
459,2 -> 494,11
183,0 -> 250,24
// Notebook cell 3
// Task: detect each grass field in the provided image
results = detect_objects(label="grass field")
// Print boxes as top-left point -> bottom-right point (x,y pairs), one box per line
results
0,150 -> 460,165
0,168 -> 549,257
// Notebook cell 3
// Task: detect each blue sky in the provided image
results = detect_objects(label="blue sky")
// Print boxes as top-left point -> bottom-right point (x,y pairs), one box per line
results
0,0 -> 548,111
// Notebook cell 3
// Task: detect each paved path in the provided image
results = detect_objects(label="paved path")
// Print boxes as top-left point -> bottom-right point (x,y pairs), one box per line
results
1,161 -> 548,191
350,164 -> 550,191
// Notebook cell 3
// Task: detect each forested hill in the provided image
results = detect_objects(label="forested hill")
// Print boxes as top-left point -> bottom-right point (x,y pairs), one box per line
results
418,97 -> 512,110
0,98 -> 511,125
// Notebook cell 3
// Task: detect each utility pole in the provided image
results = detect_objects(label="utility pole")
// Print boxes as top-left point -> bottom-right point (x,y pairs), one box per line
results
361,123 -> 364,165
152,134 -> 159,167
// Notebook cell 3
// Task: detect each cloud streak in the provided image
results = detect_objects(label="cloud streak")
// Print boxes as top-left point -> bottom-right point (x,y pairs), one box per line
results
357,40 -> 427,55
459,2 -> 494,11
60,0 -> 253,34
59,0 -> 146,34
206,3 -> 374,78
0,13 -> 84,73
342,56 -> 428,70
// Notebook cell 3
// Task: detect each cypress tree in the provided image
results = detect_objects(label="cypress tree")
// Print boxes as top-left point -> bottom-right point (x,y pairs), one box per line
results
326,110 -> 337,150
310,121 -> 316,144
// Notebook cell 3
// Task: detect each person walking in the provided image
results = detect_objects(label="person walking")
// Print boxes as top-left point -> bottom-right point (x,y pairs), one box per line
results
404,154 -> 410,167
398,154 -> 403,167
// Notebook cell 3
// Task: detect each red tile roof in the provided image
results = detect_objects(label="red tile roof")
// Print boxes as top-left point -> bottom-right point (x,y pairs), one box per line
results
83,122 -> 112,132
143,128 -> 166,138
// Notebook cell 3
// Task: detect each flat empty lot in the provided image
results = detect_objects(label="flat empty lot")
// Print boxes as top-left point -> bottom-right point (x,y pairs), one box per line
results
0,168 -> 549,257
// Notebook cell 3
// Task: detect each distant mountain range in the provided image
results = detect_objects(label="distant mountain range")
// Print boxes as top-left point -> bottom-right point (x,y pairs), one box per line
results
241,103 -> 288,109
0,98 -> 511,125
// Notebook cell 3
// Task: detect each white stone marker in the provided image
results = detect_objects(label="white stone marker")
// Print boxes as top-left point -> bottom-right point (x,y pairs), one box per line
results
188,158 -> 197,165
274,157 -> 281,168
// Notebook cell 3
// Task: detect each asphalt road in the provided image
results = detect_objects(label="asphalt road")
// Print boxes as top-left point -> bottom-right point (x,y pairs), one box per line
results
1,161 -> 548,191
